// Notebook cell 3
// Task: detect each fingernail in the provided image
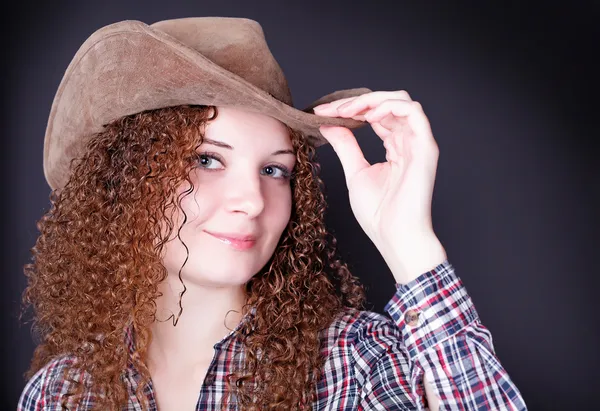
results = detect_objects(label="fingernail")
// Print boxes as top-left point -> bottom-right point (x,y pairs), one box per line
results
313,103 -> 330,111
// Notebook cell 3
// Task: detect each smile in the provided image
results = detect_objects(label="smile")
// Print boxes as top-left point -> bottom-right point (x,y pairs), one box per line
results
206,231 -> 257,251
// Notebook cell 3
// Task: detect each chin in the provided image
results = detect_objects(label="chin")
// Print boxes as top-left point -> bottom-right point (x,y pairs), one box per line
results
177,259 -> 263,287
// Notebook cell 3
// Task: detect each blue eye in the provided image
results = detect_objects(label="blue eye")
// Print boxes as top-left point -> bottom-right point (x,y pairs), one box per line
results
198,153 -> 294,180
198,153 -> 223,169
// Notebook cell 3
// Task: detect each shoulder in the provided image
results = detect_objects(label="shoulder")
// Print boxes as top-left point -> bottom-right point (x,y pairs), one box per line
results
18,355 -> 79,410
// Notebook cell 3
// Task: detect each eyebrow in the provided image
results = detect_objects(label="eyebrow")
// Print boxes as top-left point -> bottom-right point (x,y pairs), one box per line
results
202,138 -> 295,156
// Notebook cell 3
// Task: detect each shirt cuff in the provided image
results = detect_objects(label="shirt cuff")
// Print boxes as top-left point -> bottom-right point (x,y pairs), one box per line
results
383,259 -> 479,361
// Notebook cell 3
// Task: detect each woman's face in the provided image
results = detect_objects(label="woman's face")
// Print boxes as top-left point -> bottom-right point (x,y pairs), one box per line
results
161,106 -> 296,288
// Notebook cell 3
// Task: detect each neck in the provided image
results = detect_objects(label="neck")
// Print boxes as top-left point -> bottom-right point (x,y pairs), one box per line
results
148,277 -> 248,371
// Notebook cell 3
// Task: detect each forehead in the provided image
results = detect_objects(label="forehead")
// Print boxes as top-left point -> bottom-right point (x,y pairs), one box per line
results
205,106 -> 292,147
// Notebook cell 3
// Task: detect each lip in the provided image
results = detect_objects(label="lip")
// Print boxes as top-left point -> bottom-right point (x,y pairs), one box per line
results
205,230 -> 257,250
205,231 -> 257,241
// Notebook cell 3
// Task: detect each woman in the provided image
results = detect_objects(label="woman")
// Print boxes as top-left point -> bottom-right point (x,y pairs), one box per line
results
18,17 -> 527,410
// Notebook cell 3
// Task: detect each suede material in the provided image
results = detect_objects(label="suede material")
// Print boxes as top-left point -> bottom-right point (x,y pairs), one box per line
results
44,18 -> 371,190
152,18 -> 293,105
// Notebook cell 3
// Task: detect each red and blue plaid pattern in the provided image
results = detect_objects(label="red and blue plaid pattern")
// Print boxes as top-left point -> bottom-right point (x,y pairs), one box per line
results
18,259 -> 527,410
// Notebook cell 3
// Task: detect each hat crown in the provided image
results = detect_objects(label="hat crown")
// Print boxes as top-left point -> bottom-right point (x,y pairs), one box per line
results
151,17 -> 293,105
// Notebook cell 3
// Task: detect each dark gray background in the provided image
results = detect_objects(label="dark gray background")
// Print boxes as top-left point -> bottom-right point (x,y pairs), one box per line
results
2,1 -> 598,410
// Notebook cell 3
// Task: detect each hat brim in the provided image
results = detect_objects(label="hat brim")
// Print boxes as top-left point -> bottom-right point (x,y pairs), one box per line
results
44,20 -> 371,190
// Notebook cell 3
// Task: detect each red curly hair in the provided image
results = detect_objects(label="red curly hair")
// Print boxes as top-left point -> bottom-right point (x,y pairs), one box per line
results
22,105 -> 367,410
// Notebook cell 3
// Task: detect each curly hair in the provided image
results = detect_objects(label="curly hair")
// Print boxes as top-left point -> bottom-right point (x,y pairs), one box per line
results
21,105 -> 367,410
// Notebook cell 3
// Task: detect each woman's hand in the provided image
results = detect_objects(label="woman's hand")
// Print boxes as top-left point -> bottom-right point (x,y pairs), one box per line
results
313,90 -> 446,284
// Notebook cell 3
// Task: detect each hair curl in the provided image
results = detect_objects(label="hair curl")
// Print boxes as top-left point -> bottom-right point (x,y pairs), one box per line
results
22,105 -> 367,410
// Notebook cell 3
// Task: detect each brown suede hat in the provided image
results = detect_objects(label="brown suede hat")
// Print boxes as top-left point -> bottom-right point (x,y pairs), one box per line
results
43,17 -> 372,190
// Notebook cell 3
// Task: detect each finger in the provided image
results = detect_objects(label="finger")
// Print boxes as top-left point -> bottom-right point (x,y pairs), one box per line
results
313,89 -> 410,116
323,96 -> 358,109
319,126 -> 370,185
312,96 -> 358,116
365,100 -> 433,139
365,99 -> 415,121
337,90 -> 412,116
345,106 -> 372,122
313,108 -> 368,121
314,102 -> 372,121
371,122 -> 393,139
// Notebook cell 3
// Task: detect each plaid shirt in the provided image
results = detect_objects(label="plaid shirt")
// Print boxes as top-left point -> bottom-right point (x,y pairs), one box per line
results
18,259 -> 527,410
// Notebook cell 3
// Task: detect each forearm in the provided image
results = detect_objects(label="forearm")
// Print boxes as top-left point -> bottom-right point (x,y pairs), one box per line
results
377,231 -> 447,285
383,260 -> 527,410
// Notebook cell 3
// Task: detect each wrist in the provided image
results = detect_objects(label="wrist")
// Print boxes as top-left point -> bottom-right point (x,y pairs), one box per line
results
377,233 -> 447,285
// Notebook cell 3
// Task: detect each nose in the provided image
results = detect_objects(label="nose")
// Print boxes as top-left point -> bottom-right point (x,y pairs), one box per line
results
223,172 -> 265,218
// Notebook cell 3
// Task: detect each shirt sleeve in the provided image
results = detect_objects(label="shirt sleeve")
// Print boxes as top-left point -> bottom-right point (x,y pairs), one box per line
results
357,259 -> 528,410
17,365 -> 48,411
17,356 -> 81,411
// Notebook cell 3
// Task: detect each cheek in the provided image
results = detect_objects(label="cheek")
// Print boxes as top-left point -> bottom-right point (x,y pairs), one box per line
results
173,173 -> 217,225
160,185 -> 212,243
159,193 -> 211,274
266,185 -> 293,233
177,190 -> 208,223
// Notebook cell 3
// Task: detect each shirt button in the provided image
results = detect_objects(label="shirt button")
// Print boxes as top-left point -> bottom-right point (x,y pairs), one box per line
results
404,309 -> 420,327
204,373 -> 215,386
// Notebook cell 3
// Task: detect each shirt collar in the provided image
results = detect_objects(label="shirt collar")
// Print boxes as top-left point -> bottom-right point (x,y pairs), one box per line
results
123,306 -> 256,370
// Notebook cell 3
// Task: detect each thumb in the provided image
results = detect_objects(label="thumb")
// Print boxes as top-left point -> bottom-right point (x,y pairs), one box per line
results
319,126 -> 370,185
